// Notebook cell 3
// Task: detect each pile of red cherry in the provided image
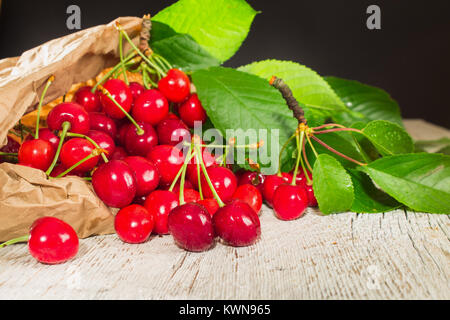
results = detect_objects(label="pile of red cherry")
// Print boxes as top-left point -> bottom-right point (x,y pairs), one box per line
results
1,67 -> 317,265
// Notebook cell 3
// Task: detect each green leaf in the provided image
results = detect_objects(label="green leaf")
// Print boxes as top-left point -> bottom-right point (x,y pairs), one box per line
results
191,67 -> 297,174
325,76 -> 403,127
359,153 -> 450,214
347,169 -> 402,213
153,0 -> 258,62
152,33 -> 220,71
238,60 -> 346,124
313,154 -> 354,214
150,21 -> 178,43
415,138 -> 450,153
362,120 -> 414,156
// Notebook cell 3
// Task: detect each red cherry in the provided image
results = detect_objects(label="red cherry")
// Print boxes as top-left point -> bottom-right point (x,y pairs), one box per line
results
124,122 -> 158,157
232,184 -> 263,215
132,89 -> 169,125
186,149 -> 217,189
261,172 -> 292,207
272,184 -> 308,221
158,69 -> 191,103
182,189 -> 201,203
110,146 -> 128,161
144,190 -> 178,235
237,170 -> 266,194
164,112 -> 179,120
60,138 -> 99,173
92,160 -> 137,208
156,118 -> 191,146
117,123 -> 130,146
178,94 -> 207,128
18,139 -> 54,171
305,184 -> 318,207
162,179 -> 194,194
87,130 -> 116,160
47,102 -> 90,135
147,145 -> 184,186
168,203 -> 214,252
25,128 -> 60,151
114,205 -> 154,244
129,82 -> 145,102
290,169 -> 312,188
124,156 -> 160,197
88,112 -> 117,139
213,200 -> 261,247
74,86 -> 101,112
100,79 -> 133,119
1,137 -> 20,163
198,199 -> 220,216
200,166 -> 237,202
28,217 -> 79,264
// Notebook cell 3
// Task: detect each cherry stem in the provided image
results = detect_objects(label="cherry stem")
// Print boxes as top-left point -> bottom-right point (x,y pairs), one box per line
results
306,134 -> 319,158
52,153 -> 98,179
178,143 -> 195,205
91,53 -> 137,93
301,139 -> 313,185
310,135 -> 368,166
168,150 -> 196,193
277,133 -> 297,175
35,75 -> 55,140
119,32 -> 129,85
66,132 -> 109,163
153,54 -> 173,72
314,128 -> 364,135
196,151 -> 204,200
0,152 -> 18,157
142,64 -> 159,88
117,25 -> 167,78
46,121 -> 71,176
0,235 -> 29,248
194,144 -> 225,207
291,131 -> 304,186
313,123 -> 347,130
99,85 -> 144,136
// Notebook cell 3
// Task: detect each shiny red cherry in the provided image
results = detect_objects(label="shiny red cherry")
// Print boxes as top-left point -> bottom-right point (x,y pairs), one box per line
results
129,82 -> 145,103
290,169 -> 312,188
100,79 -> 133,119
168,203 -> 214,252
26,128 -> 60,151
158,69 -> 191,103
272,184 -> 308,221
178,94 -> 207,128
198,199 -> 220,216
261,172 -> 292,207
110,146 -> 128,161
47,102 -> 90,134
164,112 -> 179,120
88,112 -> 117,139
162,179 -> 194,194
186,149 -> 217,189
74,86 -> 101,112
305,184 -> 318,207
237,170 -> 266,194
181,189 -> 201,203
144,190 -> 178,235
124,122 -> 158,157
87,130 -> 115,160
115,204 -> 154,244
60,138 -> 99,173
92,160 -> 137,208
147,145 -> 184,186
18,139 -> 54,171
200,166 -> 237,202
156,118 -> 191,146
213,200 -> 261,247
117,123 -> 130,146
232,184 -> 263,215
124,156 -> 160,197
28,217 -> 79,265
132,89 -> 169,125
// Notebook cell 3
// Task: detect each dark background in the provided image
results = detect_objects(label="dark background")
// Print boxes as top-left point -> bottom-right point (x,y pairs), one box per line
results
0,0 -> 449,128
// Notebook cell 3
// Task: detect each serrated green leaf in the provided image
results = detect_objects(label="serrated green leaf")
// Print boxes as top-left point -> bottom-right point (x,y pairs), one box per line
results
325,76 -> 403,127
191,67 -> 297,175
362,120 -> 414,156
313,154 -> 354,214
153,0 -> 258,62
347,169 -> 401,213
152,33 -> 220,72
238,60 -> 346,124
359,153 -> 450,214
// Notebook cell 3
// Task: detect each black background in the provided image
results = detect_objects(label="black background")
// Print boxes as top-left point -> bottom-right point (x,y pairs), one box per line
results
0,0 -> 449,128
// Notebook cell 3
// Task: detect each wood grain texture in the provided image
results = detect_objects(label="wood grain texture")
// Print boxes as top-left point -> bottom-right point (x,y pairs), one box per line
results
0,120 -> 448,300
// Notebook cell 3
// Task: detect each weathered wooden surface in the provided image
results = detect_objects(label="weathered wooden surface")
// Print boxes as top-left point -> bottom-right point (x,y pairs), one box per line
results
0,120 -> 449,300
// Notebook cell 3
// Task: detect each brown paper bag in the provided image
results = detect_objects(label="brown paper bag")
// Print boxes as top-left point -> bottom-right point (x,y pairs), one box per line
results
0,17 -> 143,241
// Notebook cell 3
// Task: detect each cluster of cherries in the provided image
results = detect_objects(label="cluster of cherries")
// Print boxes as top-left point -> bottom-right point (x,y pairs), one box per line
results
1,65 -> 318,264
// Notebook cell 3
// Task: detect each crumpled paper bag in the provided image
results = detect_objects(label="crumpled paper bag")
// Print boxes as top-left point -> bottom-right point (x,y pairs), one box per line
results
0,17 -> 142,241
